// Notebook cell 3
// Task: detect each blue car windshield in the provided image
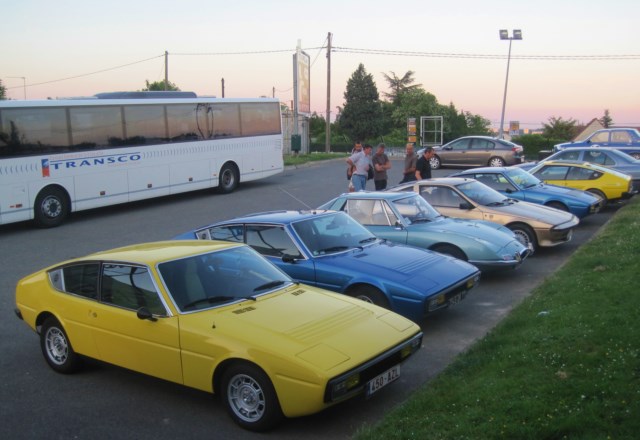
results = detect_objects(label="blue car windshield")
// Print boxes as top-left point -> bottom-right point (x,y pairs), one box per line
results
158,246 -> 292,312
457,180 -> 508,205
292,213 -> 377,256
505,167 -> 541,189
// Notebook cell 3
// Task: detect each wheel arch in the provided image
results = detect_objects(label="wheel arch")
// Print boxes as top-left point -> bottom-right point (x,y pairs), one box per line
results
35,311 -> 58,332
428,242 -> 468,260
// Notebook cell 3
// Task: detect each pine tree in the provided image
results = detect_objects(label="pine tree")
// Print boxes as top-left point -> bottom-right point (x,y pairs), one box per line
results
338,64 -> 383,141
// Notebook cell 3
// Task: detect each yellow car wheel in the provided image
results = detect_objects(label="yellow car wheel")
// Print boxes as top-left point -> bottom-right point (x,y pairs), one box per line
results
40,317 -> 81,374
221,363 -> 283,431
587,189 -> 607,208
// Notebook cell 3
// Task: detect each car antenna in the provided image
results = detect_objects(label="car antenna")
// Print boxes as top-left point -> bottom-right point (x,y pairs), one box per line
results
278,186 -> 312,209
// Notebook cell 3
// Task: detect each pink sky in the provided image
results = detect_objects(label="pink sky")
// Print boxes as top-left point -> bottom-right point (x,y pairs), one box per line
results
2,0 -> 639,130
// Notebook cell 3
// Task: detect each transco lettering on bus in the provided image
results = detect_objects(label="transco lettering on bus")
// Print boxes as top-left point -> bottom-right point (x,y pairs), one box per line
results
43,153 -> 142,176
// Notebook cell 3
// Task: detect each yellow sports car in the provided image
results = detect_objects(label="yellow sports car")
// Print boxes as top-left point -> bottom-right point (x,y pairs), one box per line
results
15,241 -> 422,431
528,160 -> 637,206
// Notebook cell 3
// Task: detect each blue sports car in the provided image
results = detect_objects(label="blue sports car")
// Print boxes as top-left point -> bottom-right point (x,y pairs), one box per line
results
318,192 -> 531,271
450,166 -> 604,218
175,210 -> 480,323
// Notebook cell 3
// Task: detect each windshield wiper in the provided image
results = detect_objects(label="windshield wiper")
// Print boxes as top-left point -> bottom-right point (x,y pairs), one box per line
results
317,246 -> 349,253
183,295 -> 255,310
410,217 -> 432,223
358,237 -> 378,244
253,280 -> 286,292
486,201 -> 506,206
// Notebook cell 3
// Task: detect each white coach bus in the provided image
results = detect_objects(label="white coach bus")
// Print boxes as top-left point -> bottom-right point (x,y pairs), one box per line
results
0,92 -> 283,227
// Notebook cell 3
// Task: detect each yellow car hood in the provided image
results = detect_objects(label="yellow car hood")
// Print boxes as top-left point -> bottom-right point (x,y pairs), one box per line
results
180,284 -> 419,373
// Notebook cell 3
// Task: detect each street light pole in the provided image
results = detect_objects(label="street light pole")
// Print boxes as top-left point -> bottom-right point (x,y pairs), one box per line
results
498,29 -> 522,139
8,76 -> 26,100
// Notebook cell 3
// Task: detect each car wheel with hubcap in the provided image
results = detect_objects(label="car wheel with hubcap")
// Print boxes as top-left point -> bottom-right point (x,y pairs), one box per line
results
488,156 -> 506,167
351,286 -> 390,309
587,189 -> 607,208
221,363 -> 283,432
40,317 -> 81,374
430,155 -> 441,170
507,223 -> 537,251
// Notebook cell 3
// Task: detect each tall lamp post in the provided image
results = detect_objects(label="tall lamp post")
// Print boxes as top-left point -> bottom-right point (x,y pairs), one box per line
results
498,29 -> 522,139
8,76 -> 27,100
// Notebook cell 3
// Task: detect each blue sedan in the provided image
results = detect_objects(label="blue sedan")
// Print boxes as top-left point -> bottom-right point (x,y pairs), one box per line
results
450,167 -> 603,218
175,210 -> 480,323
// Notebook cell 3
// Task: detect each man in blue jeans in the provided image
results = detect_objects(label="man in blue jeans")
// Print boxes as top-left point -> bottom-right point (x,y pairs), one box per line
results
347,143 -> 372,191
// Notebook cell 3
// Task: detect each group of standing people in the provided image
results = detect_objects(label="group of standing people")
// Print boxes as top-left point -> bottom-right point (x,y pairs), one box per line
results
346,141 -> 392,192
346,141 -> 434,192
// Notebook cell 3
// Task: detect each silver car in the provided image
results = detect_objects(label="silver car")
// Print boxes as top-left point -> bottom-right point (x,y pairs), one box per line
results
428,136 -> 524,169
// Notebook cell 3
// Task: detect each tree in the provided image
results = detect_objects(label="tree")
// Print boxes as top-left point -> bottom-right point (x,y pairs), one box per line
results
0,79 -> 7,100
382,70 -> 422,103
542,116 -> 577,140
141,79 -> 180,91
338,64 -> 383,141
309,112 -> 326,138
600,109 -> 613,128
390,88 -> 439,127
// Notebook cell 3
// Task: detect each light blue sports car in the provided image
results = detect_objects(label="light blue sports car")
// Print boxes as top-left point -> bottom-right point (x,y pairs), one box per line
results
318,191 -> 531,272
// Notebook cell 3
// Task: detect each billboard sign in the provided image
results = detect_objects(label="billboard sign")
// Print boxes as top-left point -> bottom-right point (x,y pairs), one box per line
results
293,50 -> 310,115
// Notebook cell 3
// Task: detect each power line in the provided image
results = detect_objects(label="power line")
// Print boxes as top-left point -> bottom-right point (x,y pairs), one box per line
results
5,54 -> 165,90
173,48 -> 324,56
332,47 -> 640,61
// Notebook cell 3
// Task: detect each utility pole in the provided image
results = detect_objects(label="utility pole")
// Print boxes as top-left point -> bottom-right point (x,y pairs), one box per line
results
325,32 -> 332,153
272,86 -> 275,98
164,51 -> 169,91
221,78 -> 225,98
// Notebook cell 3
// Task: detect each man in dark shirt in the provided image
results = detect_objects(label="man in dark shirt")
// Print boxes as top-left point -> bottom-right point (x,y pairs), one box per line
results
372,143 -> 392,190
415,147 -> 434,180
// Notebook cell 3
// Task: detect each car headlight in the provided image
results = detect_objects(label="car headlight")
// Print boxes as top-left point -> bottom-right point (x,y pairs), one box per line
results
330,373 -> 361,400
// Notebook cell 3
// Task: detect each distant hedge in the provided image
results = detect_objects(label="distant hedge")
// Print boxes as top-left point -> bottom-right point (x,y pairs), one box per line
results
512,134 -> 567,160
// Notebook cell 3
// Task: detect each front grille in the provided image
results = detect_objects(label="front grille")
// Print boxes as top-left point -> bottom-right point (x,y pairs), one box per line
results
324,332 -> 422,403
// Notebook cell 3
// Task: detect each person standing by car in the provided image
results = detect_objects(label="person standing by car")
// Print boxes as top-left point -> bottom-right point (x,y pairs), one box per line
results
416,146 -> 434,180
400,143 -> 417,183
347,142 -> 371,191
372,143 -> 392,190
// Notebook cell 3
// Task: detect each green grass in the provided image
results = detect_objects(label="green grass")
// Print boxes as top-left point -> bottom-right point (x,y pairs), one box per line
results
357,197 -> 640,440
283,152 -> 345,166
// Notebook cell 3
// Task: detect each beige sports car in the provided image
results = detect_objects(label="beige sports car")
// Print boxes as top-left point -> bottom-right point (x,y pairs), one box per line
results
390,178 -> 579,250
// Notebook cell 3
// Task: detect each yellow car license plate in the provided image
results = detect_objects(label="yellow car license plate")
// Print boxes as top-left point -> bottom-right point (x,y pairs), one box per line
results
366,365 -> 400,397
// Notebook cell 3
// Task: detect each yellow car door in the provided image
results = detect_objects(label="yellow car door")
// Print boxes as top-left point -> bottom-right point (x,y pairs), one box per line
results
532,164 -> 570,188
89,263 -> 183,384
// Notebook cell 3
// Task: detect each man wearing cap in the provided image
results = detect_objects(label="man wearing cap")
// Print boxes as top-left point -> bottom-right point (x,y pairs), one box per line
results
372,143 -> 392,190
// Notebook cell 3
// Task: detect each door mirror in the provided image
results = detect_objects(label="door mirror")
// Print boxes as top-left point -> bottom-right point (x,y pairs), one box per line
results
136,307 -> 157,322
282,254 -> 297,264
459,201 -> 474,210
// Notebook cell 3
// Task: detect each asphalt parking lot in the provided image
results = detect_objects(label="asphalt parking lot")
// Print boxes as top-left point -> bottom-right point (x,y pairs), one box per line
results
0,158 -> 617,439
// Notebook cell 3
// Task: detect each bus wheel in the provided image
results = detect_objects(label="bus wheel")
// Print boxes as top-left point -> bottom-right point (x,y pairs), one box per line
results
34,187 -> 69,228
218,163 -> 239,194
